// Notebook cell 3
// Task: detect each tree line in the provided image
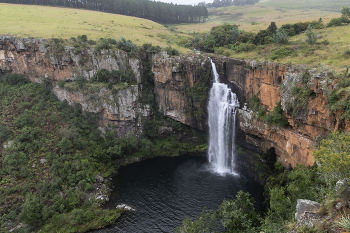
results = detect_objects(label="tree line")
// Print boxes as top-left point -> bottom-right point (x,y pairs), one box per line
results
206,0 -> 260,8
0,0 -> 209,24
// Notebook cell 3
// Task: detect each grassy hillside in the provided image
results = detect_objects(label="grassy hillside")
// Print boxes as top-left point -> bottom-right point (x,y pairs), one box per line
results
221,24 -> 350,70
259,0 -> 349,11
174,0 -> 345,33
0,3 -> 188,52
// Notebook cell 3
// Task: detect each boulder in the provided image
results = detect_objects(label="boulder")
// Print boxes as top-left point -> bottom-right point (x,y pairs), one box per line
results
95,175 -> 104,183
335,178 -> 350,196
295,199 -> 322,220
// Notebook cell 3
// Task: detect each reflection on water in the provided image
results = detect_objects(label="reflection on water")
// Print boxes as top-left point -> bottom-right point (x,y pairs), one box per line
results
93,154 -> 264,233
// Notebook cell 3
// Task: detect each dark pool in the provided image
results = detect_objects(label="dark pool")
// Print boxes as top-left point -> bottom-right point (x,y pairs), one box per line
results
94,154 -> 264,233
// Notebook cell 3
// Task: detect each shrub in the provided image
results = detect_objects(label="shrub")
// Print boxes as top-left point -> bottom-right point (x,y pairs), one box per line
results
234,43 -> 256,52
58,137 -> 73,153
15,110 -> 35,128
18,194 -> 42,226
313,131 -> 350,180
164,46 -> 179,56
57,80 -> 66,88
0,125 -> 10,141
231,26 -> 240,44
140,138 -> 154,155
273,29 -> 289,44
265,102 -> 290,127
116,37 -> 136,52
270,47 -> 294,60
75,75 -> 87,88
4,73 -> 29,86
327,16 -> 350,27
219,190 -> 262,232
341,6 -> 350,18
305,25 -> 318,45
95,69 -> 111,83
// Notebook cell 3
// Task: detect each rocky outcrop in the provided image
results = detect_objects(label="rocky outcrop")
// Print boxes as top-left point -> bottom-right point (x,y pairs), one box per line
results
0,35 -> 145,137
212,57 -> 341,167
0,35 -> 342,167
152,52 -> 211,131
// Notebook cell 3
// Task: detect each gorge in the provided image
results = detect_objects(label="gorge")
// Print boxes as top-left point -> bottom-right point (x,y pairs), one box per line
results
0,35 -> 344,232
0,35 -> 337,168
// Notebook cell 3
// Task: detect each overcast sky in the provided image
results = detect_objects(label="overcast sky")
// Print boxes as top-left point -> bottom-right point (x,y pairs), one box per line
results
157,0 -> 203,5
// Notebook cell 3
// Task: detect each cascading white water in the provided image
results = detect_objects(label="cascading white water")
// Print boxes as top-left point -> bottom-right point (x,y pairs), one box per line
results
208,58 -> 240,174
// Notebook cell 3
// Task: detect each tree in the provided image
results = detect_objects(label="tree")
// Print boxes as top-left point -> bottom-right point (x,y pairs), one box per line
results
305,25 -> 318,45
231,26 -> 240,44
268,22 -> 277,33
313,131 -> 350,179
273,28 -> 289,44
218,190 -> 261,232
341,6 -> 350,18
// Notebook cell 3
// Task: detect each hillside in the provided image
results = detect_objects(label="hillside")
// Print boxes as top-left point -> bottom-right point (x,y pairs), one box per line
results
0,3 -> 188,52
174,0 -> 346,33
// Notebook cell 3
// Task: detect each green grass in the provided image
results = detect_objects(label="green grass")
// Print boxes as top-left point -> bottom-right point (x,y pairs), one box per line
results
174,2 -> 341,34
0,3 -> 188,52
218,23 -> 350,71
259,0 -> 349,12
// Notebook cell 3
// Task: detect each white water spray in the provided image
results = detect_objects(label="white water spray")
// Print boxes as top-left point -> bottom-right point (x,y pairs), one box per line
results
207,58 -> 240,174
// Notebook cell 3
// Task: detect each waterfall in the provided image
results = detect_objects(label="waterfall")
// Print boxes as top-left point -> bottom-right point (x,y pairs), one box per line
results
207,58 -> 240,174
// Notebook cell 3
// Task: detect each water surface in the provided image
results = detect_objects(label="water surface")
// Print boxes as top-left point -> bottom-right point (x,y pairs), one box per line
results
95,155 -> 264,232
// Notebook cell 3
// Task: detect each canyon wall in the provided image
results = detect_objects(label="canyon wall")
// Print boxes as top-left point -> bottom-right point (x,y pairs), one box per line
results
0,35 -> 341,167
0,35 -> 147,137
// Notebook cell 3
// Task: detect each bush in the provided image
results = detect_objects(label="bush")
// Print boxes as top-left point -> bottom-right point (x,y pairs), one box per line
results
4,73 -> 29,86
270,47 -> 294,60
164,46 -> 180,56
314,131 -> 350,180
75,75 -> 87,88
265,102 -> 290,127
273,29 -> 289,44
57,80 -> 66,89
342,6 -> 350,18
305,25 -> 318,45
327,16 -> 350,27
58,137 -> 73,153
219,190 -> 261,232
18,194 -> 42,226
95,69 -> 111,83
15,110 -> 36,128
0,125 -> 10,141
234,43 -> 256,52
116,37 -> 136,52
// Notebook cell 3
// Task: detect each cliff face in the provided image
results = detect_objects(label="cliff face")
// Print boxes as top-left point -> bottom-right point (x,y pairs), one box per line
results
152,53 -> 211,131
0,35 -> 146,137
0,35 -> 340,167
212,57 -> 341,167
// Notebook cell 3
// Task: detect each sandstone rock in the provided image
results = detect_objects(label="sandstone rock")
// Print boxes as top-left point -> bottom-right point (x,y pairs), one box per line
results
288,212 -> 322,233
295,199 -> 322,220
40,159 -> 47,164
15,39 -> 26,50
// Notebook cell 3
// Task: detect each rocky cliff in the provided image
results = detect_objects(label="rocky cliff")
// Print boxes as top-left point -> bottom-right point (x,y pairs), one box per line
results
0,35 -> 148,137
0,35 -> 341,167
212,57 -> 342,167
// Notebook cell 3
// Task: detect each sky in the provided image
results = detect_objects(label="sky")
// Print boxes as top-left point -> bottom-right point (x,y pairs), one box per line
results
157,0 -> 202,5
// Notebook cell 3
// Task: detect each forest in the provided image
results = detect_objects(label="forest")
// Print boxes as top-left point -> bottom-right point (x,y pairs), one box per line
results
206,0 -> 260,8
0,0 -> 208,24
